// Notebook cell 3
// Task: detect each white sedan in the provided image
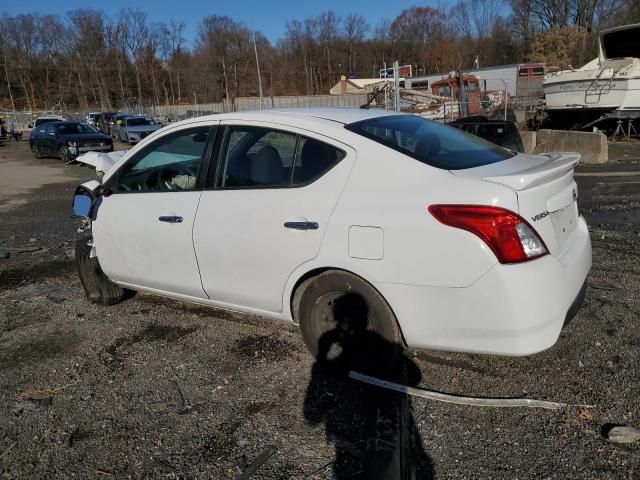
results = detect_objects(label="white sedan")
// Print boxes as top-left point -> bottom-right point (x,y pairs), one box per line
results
72,108 -> 591,363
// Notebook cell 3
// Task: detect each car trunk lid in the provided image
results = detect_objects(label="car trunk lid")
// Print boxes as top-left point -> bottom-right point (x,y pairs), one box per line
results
451,152 -> 581,256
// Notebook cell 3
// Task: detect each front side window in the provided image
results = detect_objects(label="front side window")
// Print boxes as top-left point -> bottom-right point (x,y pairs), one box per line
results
56,123 -> 94,135
217,126 -> 345,188
114,127 -> 209,192
345,115 -> 515,170
532,67 -> 545,77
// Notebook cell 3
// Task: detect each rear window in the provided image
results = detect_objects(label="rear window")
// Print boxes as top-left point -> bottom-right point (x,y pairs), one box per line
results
35,118 -> 59,127
345,115 -> 515,170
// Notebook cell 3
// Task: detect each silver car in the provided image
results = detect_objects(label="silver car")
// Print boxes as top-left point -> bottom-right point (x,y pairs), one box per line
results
119,116 -> 161,144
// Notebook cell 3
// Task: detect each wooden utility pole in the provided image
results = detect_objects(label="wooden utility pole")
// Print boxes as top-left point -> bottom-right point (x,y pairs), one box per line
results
253,31 -> 263,110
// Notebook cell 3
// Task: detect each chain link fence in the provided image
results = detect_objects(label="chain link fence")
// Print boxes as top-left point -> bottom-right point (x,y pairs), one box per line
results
1,93 -> 369,132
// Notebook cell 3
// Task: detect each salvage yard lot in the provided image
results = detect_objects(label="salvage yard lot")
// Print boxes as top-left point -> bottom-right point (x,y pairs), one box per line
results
1,139 -> 639,479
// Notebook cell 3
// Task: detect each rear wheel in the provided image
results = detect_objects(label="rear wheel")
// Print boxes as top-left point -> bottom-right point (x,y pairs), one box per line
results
296,270 -> 403,374
75,235 -> 132,306
31,143 -> 43,159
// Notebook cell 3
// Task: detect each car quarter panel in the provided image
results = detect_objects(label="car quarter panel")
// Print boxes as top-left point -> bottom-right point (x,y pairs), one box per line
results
375,217 -> 592,355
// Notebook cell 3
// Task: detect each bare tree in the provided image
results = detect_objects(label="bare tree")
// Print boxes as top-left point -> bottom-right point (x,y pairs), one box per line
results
344,14 -> 369,74
117,8 -> 150,106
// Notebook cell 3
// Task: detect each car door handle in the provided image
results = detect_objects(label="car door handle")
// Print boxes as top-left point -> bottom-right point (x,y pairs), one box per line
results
159,215 -> 183,223
284,221 -> 319,230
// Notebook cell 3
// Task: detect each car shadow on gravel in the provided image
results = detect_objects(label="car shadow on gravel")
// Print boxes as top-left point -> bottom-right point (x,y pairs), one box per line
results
303,294 -> 434,479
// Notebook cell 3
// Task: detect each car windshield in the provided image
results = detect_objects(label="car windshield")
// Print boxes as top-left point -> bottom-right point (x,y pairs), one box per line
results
345,115 -> 515,170
56,123 -> 96,135
127,117 -> 153,126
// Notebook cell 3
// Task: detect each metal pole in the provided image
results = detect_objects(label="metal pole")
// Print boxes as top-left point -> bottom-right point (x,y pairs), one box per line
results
253,31 -> 263,110
501,79 -> 508,121
394,60 -> 400,112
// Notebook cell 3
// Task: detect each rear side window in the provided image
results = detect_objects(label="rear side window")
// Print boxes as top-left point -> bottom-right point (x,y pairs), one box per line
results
345,115 -> 515,170
217,126 -> 345,188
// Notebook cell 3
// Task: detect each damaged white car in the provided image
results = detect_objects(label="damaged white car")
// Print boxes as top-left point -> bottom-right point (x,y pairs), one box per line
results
72,108 -> 591,363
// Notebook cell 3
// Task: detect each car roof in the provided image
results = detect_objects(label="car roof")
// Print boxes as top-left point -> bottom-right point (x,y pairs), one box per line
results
169,107 -> 405,132
49,121 -> 81,127
264,107 -> 402,124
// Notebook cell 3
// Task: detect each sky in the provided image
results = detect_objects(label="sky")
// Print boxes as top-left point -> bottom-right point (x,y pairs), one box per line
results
8,0 -> 444,46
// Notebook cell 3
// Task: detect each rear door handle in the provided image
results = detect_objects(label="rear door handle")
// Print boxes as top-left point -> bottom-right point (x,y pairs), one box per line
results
284,221 -> 319,230
159,215 -> 183,223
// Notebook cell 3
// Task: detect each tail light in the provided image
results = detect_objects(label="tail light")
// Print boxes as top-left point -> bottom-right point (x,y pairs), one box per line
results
428,205 -> 548,264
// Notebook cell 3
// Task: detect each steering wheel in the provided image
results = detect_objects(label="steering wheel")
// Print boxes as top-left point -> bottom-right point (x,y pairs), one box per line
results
155,165 -> 198,191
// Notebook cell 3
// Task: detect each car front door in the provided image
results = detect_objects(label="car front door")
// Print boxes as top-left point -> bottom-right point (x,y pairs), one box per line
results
92,123 -> 217,299
193,122 -> 355,313
32,126 -> 47,151
44,124 -> 58,155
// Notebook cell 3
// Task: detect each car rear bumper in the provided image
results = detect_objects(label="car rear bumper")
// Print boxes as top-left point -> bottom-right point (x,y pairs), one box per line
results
376,217 -> 592,356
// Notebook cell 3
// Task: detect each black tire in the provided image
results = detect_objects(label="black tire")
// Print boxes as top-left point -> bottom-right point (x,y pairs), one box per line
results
31,143 -> 43,159
296,270 -> 403,373
75,236 -> 131,306
59,145 -> 70,162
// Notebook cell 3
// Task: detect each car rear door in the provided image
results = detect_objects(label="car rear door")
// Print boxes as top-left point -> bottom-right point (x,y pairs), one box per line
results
193,121 -> 355,313
92,122 -> 218,298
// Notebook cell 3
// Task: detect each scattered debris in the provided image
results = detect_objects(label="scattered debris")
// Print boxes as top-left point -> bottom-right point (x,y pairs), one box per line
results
238,446 -> 277,480
578,408 -> 593,421
607,426 -> 640,444
0,442 -> 17,461
304,460 -> 334,479
172,379 -> 191,415
67,426 -> 79,447
4,246 -> 43,254
12,397 -> 53,415
349,371 -> 593,410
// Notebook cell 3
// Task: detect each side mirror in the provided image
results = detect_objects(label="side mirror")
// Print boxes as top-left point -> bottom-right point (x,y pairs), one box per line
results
28,124 -> 33,128
72,192 -> 93,217
72,181 -> 101,218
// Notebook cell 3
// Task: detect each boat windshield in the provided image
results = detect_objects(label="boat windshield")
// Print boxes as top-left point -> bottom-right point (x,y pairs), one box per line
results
602,27 -> 640,59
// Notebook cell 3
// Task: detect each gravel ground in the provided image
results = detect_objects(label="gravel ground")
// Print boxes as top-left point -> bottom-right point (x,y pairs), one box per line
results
1,140 -> 639,479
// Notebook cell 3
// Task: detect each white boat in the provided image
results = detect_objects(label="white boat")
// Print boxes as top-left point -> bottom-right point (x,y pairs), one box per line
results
543,23 -> 640,126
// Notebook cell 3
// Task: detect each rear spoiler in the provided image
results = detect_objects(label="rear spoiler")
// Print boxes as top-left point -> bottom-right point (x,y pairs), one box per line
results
482,152 -> 580,191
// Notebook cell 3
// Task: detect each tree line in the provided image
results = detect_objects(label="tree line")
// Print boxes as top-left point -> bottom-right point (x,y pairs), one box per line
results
0,0 -> 638,111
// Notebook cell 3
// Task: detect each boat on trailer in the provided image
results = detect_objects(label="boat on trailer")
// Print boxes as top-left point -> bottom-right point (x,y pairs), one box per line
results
543,23 -> 640,131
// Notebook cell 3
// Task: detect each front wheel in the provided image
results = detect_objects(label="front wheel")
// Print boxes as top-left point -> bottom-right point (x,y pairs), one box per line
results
31,143 -> 43,159
75,236 -> 133,306
296,270 -> 403,374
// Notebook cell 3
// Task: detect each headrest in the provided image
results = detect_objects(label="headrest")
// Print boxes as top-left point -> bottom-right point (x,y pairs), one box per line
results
250,146 -> 286,185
